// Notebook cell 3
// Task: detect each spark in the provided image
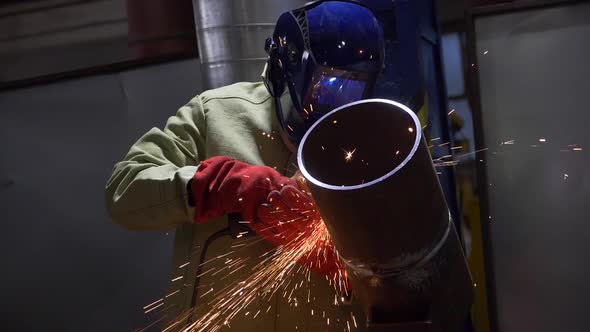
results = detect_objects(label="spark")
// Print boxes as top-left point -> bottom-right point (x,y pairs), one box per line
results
408,127 -> 414,133
175,217 -> 348,332
396,150 -> 400,155
179,262 -> 191,269
455,147 -> 489,160
484,50 -> 489,55
448,109 -> 455,115
333,120 -> 338,124
144,302 -> 164,314
539,138 -> 546,142
288,125 -> 294,132
573,147 -> 583,151
171,276 -> 184,282
344,148 -> 357,162
143,298 -> 164,310
166,289 -> 181,298
196,267 -> 216,278
451,146 -> 463,150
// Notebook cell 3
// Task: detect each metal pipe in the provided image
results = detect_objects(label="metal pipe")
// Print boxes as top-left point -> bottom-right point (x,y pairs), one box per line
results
192,0 -> 307,89
297,99 -> 473,330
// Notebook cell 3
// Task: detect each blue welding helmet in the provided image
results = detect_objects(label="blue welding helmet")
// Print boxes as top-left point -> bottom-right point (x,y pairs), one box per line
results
264,0 -> 385,150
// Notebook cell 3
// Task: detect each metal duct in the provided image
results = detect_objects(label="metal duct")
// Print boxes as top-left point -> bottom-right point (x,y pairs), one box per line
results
192,0 -> 308,89
297,99 -> 473,330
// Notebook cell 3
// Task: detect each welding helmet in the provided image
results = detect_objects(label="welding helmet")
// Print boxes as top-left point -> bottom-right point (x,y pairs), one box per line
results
264,0 -> 385,150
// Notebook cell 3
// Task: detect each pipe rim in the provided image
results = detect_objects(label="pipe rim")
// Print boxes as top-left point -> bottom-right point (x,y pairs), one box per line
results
297,98 -> 422,191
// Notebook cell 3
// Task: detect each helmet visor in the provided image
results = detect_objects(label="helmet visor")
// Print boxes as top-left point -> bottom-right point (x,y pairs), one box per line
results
301,66 -> 371,120
280,65 -> 372,147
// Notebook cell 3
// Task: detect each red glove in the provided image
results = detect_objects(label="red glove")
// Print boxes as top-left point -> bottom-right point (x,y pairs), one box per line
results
254,185 -> 348,281
190,156 -> 296,223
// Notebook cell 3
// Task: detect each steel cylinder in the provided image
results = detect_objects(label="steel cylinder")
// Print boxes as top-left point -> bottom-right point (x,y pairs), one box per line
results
297,99 -> 473,329
192,0 -> 308,89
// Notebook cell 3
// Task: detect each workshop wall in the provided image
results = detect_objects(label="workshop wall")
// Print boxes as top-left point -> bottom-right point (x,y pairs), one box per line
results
0,59 -> 202,331
473,3 -> 590,331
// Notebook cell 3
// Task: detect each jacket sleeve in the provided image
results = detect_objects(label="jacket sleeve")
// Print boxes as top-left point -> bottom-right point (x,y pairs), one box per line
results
105,95 -> 207,230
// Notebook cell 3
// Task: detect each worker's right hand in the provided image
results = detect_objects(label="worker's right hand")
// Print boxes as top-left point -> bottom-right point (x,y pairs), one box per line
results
189,156 -> 297,224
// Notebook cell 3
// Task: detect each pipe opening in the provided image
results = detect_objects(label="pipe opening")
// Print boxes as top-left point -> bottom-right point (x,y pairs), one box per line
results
298,99 -> 421,189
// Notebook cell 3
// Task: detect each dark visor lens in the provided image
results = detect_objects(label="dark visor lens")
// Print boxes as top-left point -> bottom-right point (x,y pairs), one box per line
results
302,66 -> 369,118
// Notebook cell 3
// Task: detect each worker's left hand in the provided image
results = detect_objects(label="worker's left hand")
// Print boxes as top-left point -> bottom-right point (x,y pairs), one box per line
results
251,176 -> 347,281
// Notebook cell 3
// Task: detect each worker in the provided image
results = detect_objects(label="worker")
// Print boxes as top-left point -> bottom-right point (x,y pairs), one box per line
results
105,1 -> 384,330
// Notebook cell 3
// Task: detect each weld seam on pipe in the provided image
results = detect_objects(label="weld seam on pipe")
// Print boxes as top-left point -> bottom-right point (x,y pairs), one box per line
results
340,217 -> 452,279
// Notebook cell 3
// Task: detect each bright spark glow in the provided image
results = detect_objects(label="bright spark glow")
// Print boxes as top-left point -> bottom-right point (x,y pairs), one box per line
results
143,298 -> 163,310
484,50 -> 489,55
171,276 -> 183,282
144,302 -> 164,314
333,120 -> 338,124
175,217 -> 348,332
344,148 -> 357,162
448,109 -> 455,115
408,127 -> 414,133
539,138 -> 547,142
573,147 -> 583,151
166,289 -> 181,298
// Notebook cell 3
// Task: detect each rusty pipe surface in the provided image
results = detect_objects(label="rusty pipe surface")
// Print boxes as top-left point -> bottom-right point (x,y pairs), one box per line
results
297,99 -> 473,330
